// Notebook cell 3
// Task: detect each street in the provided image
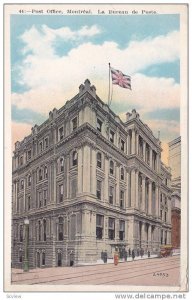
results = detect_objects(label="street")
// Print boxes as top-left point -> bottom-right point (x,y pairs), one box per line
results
11,255 -> 180,287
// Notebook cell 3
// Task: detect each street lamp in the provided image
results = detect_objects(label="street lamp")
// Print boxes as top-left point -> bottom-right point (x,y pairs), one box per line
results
23,217 -> 29,272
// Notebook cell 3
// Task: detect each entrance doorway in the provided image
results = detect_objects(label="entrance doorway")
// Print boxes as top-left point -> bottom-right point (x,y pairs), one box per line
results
37,252 -> 40,268
69,252 -> 74,266
58,252 -> 62,267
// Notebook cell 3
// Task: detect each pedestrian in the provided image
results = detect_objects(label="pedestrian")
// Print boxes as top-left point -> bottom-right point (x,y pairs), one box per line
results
124,250 -> 128,262
148,250 -> 150,258
132,249 -> 135,261
137,248 -> 140,257
129,248 -> 131,257
140,248 -> 144,258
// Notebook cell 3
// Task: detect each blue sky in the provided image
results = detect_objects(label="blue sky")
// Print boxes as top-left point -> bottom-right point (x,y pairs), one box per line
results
11,13 -> 180,163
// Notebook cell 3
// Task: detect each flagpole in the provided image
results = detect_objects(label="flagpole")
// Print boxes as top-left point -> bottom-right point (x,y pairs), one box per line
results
108,62 -> 111,107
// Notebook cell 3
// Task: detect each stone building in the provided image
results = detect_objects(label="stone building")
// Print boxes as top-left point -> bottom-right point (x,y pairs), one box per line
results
12,79 -> 172,268
168,137 -> 181,248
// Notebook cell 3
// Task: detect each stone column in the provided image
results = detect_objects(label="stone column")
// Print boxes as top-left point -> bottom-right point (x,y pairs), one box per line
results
125,170 -> 130,208
91,212 -> 96,239
148,180 -> 152,215
150,147 -> 153,168
148,224 -> 152,249
143,141 -> 146,161
141,222 -> 146,248
168,197 -> 172,224
116,163 -> 120,206
115,219 -> 119,242
77,148 -> 83,194
155,185 -> 159,218
132,128 -> 136,154
127,217 -> 135,248
66,155 -> 70,198
104,155 -> 109,203
130,168 -> 136,207
135,131 -> 139,155
83,145 -> 91,193
141,175 -> 146,212
128,130 -> 131,155
53,160 -> 57,203
135,169 -> 139,209
23,178 -> 26,211
51,217 -> 56,267
15,181 -> 18,213
91,148 -> 96,195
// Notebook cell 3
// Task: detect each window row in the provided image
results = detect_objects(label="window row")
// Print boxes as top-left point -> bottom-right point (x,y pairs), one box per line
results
97,118 -> 126,152
57,151 -> 78,173
96,215 -> 125,241
58,116 -> 78,141
17,175 -> 31,191
97,152 -> 126,179
96,180 -> 125,208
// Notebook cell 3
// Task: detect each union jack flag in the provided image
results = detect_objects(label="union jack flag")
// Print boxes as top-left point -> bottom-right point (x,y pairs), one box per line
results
111,67 -> 131,89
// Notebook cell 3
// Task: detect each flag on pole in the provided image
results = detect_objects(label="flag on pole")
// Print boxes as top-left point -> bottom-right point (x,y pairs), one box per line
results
111,67 -> 131,89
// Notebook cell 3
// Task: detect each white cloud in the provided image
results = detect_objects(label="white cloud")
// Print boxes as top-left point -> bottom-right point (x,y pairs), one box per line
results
12,27 -> 180,148
21,24 -> 101,57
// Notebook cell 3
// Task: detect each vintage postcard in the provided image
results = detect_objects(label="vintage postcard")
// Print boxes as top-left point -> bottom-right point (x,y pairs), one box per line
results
4,3 -> 188,295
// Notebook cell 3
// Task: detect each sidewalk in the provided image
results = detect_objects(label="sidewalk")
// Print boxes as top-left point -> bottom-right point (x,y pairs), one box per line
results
77,253 -> 158,266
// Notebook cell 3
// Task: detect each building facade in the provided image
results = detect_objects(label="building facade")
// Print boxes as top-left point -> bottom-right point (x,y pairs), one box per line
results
12,79 -> 172,268
168,137 -> 181,249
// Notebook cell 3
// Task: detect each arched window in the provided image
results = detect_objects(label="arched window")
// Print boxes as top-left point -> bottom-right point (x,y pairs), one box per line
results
57,252 -> 62,267
28,175 -> 31,187
58,217 -> 64,241
19,250 -> 23,263
60,157 -> 64,172
43,219 -> 46,241
120,167 -> 124,180
109,160 -> 114,175
19,225 -> 23,242
97,152 -> 102,168
38,220 -> 41,241
42,252 -> 45,266
72,151 -> 78,166
44,166 -> 48,179
39,169 -> 42,181
20,180 -> 24,190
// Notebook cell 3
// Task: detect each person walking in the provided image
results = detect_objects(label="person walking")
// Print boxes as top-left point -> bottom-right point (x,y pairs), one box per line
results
132,249 -> 135,261
128,248 -> 131,257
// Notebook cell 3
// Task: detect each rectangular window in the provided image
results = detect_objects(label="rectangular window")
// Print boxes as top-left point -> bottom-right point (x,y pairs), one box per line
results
21,180 -> 24,190
108,218 -> 115,240
96,180 -> 102,200
43,190 -> 47,206
72,117 -> 78,131
109,186 -> 114,204
59,184 -> 64,202
20,156 -> 23,166
44,137 -> 49,149
27,150 -> 31,160
97,119 -> 102,132
121,139 -> 125,152
120,190 -> 124,208
109,130 -> 115,143
160,193 -> 163,202
39,141 -> 43,153
59,127 -> 64,141
39,191 -> 42,208
119,220 -> 125,241
165,212 -> 167,222
28,196 -> 31,210
96,214 -> 103,239
160,210 -> 162,220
